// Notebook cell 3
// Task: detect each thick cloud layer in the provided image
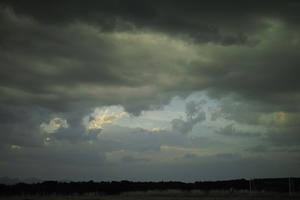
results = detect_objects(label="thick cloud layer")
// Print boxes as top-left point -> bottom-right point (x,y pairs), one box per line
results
0,1 -> 300,181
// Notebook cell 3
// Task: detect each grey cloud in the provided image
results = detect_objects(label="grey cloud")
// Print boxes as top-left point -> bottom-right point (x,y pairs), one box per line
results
176,153 -> 242,163
216,124 -> 261,138
50,124 -> 99,142
212,96 -> 300,146
245,145 -> 268,153
171,119 -> 189,135
171,101 -> 206,134
121,155 -> 149,163
213,153 -> 242,160
211,97 -> 261,124
100,125 -> 177,152
0,105 -> 51,148
3,140 -> 299,181
182,153 -> 198,160
96,123 -> 218,154
185,100 -> 206,118
265,126 -> 300,146
0,142 -> 106,180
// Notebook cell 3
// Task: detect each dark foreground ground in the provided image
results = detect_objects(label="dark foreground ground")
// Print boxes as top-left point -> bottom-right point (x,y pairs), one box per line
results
1,190 -> 299,200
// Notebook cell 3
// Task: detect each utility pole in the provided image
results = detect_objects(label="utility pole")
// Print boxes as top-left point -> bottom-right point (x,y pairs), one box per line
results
289,177 -> 292,196
249,179 -> 251,193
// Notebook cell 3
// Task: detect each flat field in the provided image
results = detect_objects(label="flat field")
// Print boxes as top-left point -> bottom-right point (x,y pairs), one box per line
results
0,190 -> 299,200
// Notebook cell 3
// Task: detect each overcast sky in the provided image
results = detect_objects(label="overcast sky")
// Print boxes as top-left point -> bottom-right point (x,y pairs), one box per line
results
0,0 -> 300,181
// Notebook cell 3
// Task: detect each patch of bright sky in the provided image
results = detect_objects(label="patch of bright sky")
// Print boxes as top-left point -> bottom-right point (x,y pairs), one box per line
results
38,90 -> 266,155
79,91 -> 267,158
84,91 -> 224,134
115,91 -> 218,131
41,90 -> 267,152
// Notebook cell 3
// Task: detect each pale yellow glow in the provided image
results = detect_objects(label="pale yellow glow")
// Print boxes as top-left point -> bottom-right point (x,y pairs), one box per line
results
43,137 -> 51,145
49,117 -> 68,129
10,144 -> 21,150
40,117 -> 69,133
151,127 -> 166,132
160,145 -> 211,156
273,112 -> 286,125
87,108 -> 128,130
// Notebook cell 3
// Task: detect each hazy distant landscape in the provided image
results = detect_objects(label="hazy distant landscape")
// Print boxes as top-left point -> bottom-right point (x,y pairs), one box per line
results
2,190 -> 300,200
1,178 -> 299,200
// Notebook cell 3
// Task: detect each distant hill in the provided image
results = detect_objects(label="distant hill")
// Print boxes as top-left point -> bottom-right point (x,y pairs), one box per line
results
0,178 -> 299,196
0,177 -> 42,185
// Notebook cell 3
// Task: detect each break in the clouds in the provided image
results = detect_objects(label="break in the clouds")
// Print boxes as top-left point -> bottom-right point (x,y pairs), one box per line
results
0,0 -> 300,181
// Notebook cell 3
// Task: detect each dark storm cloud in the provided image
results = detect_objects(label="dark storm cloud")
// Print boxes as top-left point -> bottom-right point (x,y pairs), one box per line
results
1,0 -> 300,45
0,2 -> 299,114
0,7 -> 174,114
0,8 -> 124,89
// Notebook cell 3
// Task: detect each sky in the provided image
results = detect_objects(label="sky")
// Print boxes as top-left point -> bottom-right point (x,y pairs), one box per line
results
0,0 -> 300,182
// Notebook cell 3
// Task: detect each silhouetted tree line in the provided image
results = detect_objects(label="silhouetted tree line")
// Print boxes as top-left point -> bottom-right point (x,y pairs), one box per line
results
0,178 -> 299,196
